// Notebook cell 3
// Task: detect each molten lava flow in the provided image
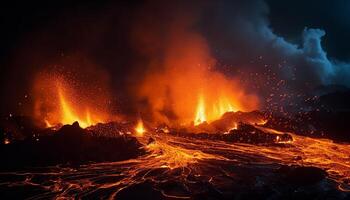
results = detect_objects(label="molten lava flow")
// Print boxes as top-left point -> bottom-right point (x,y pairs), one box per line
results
145,137 -> 220,170
135,119 -> 146,136
256,119 -> 268,126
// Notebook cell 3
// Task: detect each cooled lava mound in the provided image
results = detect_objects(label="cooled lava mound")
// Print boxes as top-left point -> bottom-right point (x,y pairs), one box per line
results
0,121 -> 145,169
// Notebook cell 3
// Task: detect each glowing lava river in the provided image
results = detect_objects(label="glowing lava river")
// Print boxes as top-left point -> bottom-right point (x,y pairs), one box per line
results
1,123 -> 350,199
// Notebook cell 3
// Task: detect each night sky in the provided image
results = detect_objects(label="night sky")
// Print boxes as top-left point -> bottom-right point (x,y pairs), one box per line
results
0,0 -> 349,116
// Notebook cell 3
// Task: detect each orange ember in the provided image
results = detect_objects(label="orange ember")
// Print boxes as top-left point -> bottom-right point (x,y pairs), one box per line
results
33,70 -> 113,128
55,82 -> 103,128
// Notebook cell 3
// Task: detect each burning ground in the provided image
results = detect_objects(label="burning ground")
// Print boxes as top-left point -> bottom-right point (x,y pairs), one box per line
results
1,107 -> 350,199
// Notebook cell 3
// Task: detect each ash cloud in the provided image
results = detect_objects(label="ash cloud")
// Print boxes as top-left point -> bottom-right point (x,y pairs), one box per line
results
199,0 -> 350,109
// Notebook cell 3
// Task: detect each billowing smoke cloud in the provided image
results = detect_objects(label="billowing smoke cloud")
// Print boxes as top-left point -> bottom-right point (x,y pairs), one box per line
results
199,0 -> 350,109
190,0 -> 350,111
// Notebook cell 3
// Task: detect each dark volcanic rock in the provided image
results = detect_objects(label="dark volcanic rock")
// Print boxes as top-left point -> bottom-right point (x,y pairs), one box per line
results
188,111 -> 267,133
116,181 -> 163,200
266,110 -> 350,142
270,88 -> 350,142
211,111 -> 265,130
174,123 -> 293,145
223,123 -> 292,144
278,166 -> 327,186
0,115 -> 41,143
311,88 -> 350,111
0,122 -> 145,169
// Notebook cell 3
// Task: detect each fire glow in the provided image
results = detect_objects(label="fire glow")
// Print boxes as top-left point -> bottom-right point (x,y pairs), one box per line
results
33,70 -> 112,128
31,16 -> 260,129
136,19 -> 259,126
135,119 -> 146,136
54,83 -> 102,128
194,94 -> 236,125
